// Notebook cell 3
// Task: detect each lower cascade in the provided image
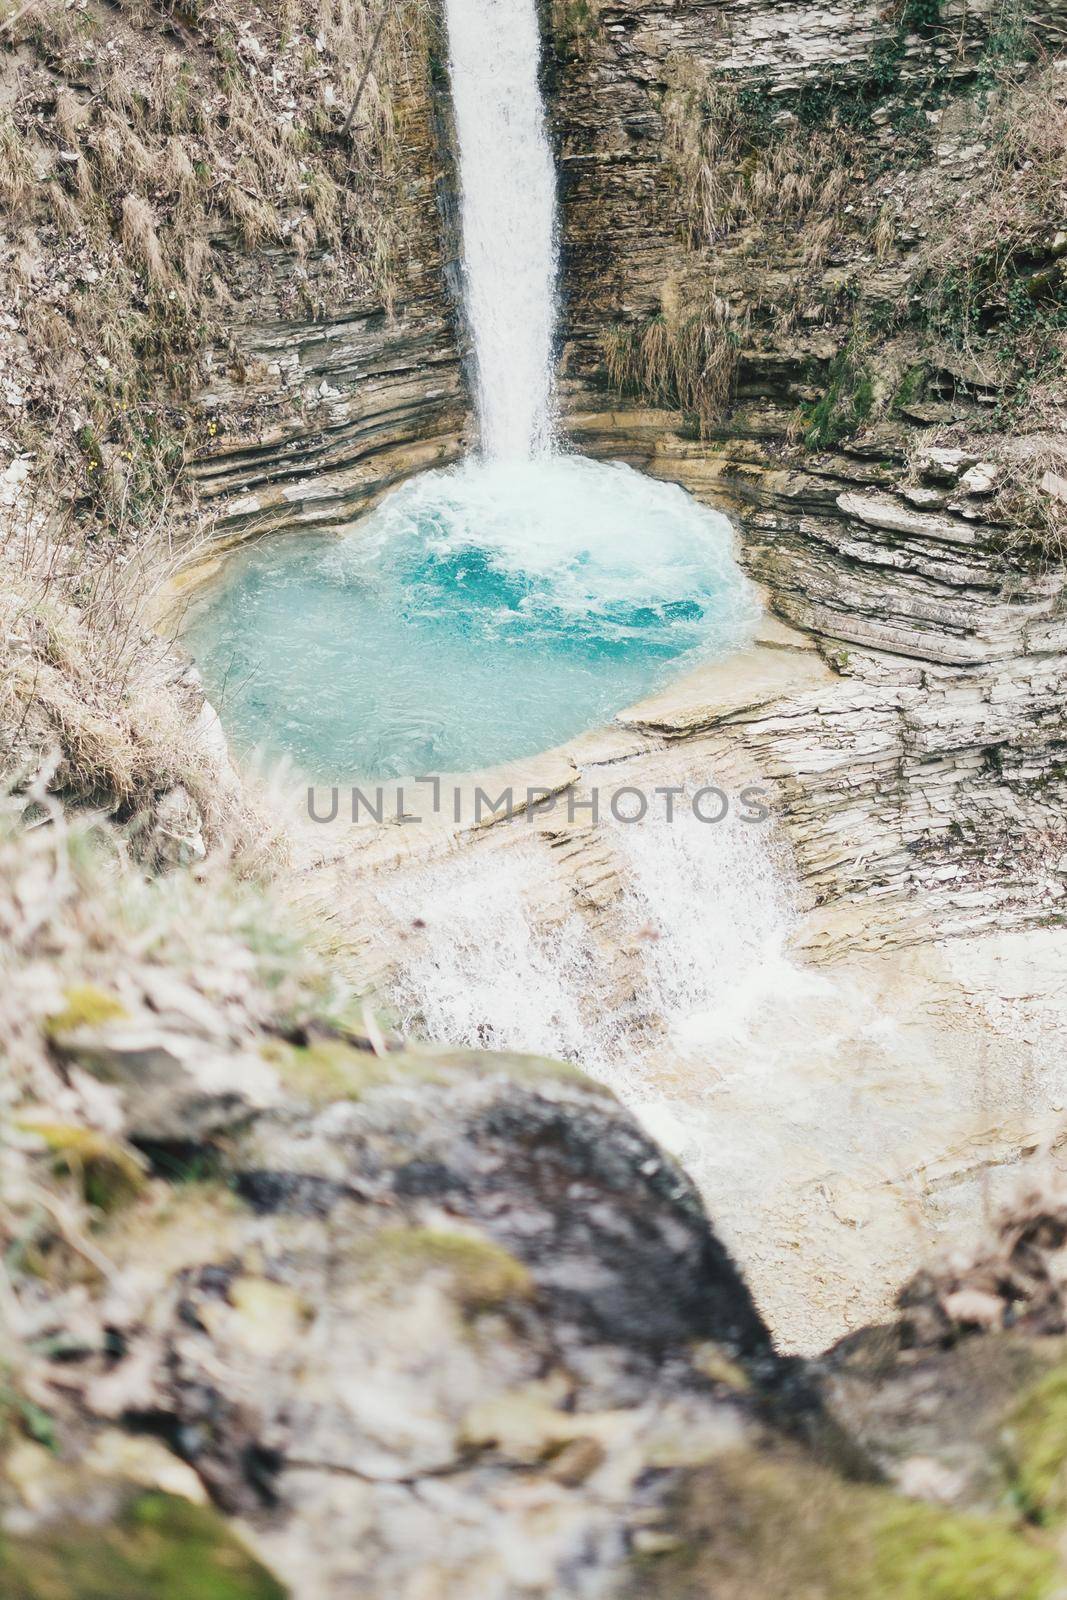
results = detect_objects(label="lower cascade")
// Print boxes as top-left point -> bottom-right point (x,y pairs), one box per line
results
381,806 -> 799,1069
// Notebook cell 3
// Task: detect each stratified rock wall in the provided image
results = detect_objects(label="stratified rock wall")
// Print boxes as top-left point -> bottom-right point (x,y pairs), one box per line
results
181,0 -> 1067,943
189,46 -> 470,542
545,0 -> 1067,942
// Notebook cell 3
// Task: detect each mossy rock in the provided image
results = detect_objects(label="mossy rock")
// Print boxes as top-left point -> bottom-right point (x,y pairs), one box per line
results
627,1445 -> 1058,1600
44,984 -> 128,1037
271,1038 -> 608,1106
425,1046 -> 607,1091
803,344 -> 875,451
1,1490 -> 286,1600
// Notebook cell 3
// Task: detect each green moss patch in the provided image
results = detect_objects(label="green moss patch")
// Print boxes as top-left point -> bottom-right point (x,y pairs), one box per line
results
628,1446 -> 1057,1600
1,1490 -> 286,1600
1003,1363 -> 1067,1525
865,1495 -> 1050,1600
18,1121 -> 147,1210
273,1038 -> 609,1106
802,342 -> 875,450
44,984 -> 128,1036
424,1047 -> 611,1094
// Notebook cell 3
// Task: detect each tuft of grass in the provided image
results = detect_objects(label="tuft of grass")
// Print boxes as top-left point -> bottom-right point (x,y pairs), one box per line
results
0,113 -> 33,215
120,193 -> 167,285
992,437 -> 1067,568
661,67 -> 866,250
916,63 -> 1067,349
604,297 -> 743,434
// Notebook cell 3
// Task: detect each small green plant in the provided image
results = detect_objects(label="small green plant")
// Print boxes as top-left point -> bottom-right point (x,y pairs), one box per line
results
890,363 -> 927,417
552,0 -> 601,55
0,1382 -> 57,1451
977,0 -> 1035,91
901,0 -> 942,32
801,340 -> 875,449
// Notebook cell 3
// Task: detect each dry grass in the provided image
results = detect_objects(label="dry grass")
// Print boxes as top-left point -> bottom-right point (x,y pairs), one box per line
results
119,193 -> 167,284
662,64 -> 863,249
0,0 -> 434,555
0,454 -> 240,833
604,294 -> 743,434
871,201 -> 897,262
917,62 -> 1067,344
993,434 -> 1067,566
903,60 -> 1067,559
0,110 -> 33,213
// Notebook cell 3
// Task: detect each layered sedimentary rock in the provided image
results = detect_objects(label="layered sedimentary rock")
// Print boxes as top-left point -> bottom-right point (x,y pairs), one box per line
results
543,0 -> 1067,941
187,49 -> 469,543
183,0 -> 1067,946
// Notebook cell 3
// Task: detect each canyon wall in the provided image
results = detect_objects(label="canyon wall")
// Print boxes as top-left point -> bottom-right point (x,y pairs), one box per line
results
8,10 -> 1067,1600
544,0 -> 1067,943
187,20 -> 469,544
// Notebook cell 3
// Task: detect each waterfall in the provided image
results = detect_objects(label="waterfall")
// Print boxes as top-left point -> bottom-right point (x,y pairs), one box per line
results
445,0 -> 558,459
379,810 -> 801,1072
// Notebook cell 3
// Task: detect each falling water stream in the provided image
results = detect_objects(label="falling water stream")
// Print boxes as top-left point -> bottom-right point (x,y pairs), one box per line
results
446,0 -> 557,457
375,0 -> 786,1083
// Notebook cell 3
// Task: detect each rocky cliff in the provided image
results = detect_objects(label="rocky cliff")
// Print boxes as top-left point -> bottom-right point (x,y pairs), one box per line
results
161,0 -> 1067,947
543,0 -> 1067,944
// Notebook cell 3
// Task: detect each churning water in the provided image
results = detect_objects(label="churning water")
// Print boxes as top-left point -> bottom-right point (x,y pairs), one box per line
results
182,456 -> 756,780
382,807 -> 800,1068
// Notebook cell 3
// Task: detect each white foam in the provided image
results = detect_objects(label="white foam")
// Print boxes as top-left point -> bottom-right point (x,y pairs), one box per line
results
381,807 -> 802,1079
